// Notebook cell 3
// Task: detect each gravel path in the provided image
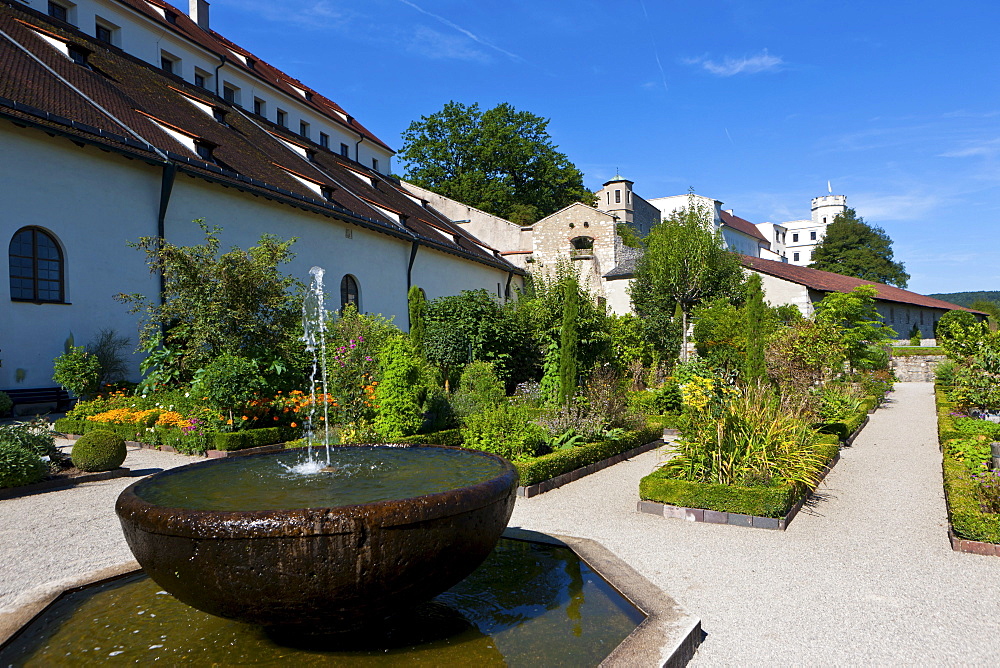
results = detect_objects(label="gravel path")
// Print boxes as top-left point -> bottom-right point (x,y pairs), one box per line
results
510,382 -> 1000,664
2,383 -> 999,664
0,441 -> 196,615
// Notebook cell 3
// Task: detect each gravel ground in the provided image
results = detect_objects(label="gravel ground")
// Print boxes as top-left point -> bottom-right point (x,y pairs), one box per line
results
510,382 -> 1000,664
0,441 -> 196,615
2,383 -> 999,664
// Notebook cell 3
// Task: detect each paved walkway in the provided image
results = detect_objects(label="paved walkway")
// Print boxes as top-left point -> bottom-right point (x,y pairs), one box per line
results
2,383 -> 999,664
511,382 -> 1000,664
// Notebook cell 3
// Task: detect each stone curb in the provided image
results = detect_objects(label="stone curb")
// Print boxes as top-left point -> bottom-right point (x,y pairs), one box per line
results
517,439 -> 667,498
0,468 -> 131,501
949,531 -> 1000,557
502,528 -> 702,667
637,453 -> 841,531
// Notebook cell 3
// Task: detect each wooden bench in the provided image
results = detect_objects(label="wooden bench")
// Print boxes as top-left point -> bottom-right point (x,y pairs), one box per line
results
2,387 -> 71,413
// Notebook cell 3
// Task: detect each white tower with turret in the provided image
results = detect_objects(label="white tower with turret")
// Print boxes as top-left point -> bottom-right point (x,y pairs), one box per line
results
782,193 -> 847,266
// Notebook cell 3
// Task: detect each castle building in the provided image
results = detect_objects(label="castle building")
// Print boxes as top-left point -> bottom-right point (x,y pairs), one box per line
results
758,194 -> 848,266
1,0 -> 521,393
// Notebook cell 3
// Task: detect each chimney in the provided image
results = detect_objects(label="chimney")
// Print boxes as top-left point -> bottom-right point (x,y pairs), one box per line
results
189,0 -> 210,30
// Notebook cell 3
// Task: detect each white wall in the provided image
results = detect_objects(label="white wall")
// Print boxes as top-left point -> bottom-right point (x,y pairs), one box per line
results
0,125 -> 159,389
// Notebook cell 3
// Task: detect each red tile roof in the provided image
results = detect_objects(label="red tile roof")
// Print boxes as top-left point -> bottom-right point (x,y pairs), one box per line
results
0,2 -> 519,274
740,255 -> 985,313
719,210 -> 768,243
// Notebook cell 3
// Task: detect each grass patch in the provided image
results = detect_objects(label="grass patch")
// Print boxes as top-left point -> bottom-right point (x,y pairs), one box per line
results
892,346 -> 944,356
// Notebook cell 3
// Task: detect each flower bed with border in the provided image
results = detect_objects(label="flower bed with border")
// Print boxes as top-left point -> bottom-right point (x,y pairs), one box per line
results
935,382 -> 1000,554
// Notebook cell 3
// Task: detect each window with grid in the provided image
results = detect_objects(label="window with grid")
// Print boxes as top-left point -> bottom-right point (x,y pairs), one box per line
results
9,227 -> 64,302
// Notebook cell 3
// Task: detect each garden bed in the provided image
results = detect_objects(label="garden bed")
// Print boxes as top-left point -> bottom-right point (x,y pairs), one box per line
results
637,450 -> 839,530
517,436 -> 664,498
637,402 -> 877,531
936,385 -> 1000,555
0,467 -> 130,501
54,419 -> 295,457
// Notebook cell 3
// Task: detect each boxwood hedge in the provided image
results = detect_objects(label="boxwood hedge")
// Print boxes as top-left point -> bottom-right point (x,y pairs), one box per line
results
514,426 -> 662,487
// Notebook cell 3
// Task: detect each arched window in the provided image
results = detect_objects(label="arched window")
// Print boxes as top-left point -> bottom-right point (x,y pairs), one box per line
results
340,274 -> 360,311
9,227 -> 64,302
570,236 -> 594,250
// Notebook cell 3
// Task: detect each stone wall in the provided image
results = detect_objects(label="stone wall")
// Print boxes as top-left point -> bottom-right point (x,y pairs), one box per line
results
891,355 -> 947,382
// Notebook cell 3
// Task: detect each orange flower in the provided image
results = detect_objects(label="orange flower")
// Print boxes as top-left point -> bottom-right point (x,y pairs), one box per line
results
227,418 -> 233,425
290,422 -> 297,428
241,415 -> 248,421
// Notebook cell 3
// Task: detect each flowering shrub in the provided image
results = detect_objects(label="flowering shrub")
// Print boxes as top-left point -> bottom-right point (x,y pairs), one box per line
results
973,469 -> 1000,513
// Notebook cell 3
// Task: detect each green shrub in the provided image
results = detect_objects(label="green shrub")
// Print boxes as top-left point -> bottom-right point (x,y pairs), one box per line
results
0,441 -> 47,488
516,426 -> 661,486
0,391 -> 12,416
0,418 -> 58,458
193,353 -> 267,411
461,403 -> 548,461
71,429 -> 127,472
52,345 -> 102,400
935,359 -> 957,384
210,427 -> 293,452
373,337 -> 424,439
452,361 -> 505,418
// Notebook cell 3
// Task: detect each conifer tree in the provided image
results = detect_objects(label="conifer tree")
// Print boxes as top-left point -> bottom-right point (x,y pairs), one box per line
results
558,275 -> 579,405
809,208 -> 909,287
742,273 -> 769,384
407,285 -> 426,353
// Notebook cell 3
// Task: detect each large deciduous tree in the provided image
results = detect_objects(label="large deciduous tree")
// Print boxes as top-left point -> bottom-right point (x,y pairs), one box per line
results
809,208 -> 909,287
630,195 -> 745,362
398,101 -> 593,224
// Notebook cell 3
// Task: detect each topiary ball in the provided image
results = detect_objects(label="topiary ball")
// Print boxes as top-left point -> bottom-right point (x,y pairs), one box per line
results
72,429 -> 127,472
0,441 -> 47,488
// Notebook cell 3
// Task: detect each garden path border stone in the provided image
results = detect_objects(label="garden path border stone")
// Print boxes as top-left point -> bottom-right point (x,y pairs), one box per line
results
949,530 -> 1000,557
0,468 -> 131,501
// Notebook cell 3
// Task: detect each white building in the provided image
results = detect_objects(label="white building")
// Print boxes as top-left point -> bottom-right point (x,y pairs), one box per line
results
758,194 -> 848,266
1,0 -> 522,394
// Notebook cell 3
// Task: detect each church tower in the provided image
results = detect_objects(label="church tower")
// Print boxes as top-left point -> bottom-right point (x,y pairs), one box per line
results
597,175 -> 634,224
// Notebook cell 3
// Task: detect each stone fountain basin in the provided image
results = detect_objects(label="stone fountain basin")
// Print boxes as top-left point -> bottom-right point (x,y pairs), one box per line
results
115,445 -> 518,631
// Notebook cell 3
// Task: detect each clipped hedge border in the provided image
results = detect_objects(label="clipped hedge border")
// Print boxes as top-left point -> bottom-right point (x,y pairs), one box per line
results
515,426 -> 664,491
54,418 -> 297,454
936,384 -> 1000,551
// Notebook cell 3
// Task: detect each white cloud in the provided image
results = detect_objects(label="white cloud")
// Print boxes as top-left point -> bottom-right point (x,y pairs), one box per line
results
406,25 -> 491,63
684,49 -> 783,76
396,0 -> 523,63
940,138 -> 1000,158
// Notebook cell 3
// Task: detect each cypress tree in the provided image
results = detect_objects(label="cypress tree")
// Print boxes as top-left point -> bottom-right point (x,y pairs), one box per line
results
559,276 -> 579,405
742,273 -> 768,384
407,285 -> 426,353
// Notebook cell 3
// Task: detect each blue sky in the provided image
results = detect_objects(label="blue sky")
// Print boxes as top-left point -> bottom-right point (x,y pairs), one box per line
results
210,0 -> 1000,295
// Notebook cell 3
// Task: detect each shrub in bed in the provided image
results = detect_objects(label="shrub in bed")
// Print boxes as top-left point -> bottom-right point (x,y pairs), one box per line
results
0,440 -> 47,488
515,426 -> 661,487
71,429 -> 126,472
393,429 -> 463,447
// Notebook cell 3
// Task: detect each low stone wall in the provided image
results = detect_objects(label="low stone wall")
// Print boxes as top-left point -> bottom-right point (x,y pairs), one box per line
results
891,355 -> 946,382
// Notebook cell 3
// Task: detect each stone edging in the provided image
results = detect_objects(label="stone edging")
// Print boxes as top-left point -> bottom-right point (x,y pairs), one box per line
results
637,453 -> 840,531
517,439 -> 666,498
502,528 -> 701,667
949,531 -> 1000,557
0,468 -> 131,501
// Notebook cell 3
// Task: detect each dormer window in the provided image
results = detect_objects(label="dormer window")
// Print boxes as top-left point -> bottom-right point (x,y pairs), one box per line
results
305,91 -> 313,101
320,186 -> 334,201
212,108 -> 228,125
165,11 -> 178,25
245,57 -> 256,70
68,45 -> 90,67
195,140 -> 215,162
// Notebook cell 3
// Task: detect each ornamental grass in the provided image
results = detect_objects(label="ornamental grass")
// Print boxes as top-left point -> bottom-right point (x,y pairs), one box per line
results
660,380 -> 828,490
